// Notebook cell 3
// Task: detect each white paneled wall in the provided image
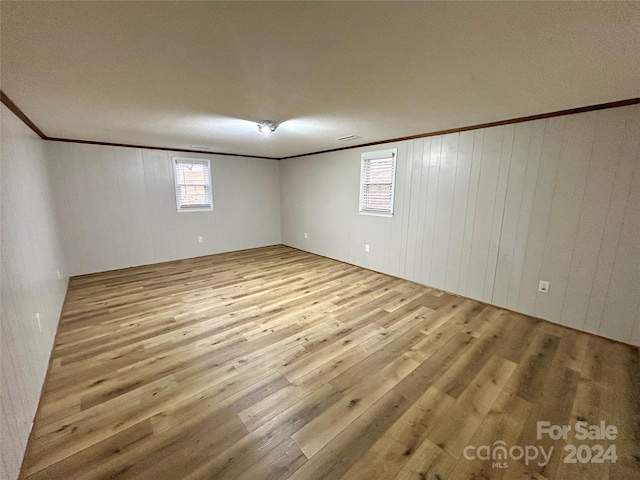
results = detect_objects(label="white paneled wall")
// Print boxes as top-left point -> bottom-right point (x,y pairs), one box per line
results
2,130 -> 281,479
1,106 -> 69,480
1,101 -> 638,480
281,105 -> 640,346
46,142 -> 282,276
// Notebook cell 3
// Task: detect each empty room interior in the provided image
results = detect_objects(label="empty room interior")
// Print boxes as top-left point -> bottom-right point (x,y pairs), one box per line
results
2,2 -> 640,480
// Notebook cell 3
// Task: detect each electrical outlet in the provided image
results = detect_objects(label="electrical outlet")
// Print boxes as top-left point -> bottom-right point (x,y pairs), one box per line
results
56,269 -> 61,279
538,281 -> 550,294
365,244 -> 370,253
36,313 -> 42,332
197,236 -> 203,243
304,232 -> 308,239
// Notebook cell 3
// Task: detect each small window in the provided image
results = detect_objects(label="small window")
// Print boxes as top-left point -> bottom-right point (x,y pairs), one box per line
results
172,157 -> 213,211
359,148 -> 397,216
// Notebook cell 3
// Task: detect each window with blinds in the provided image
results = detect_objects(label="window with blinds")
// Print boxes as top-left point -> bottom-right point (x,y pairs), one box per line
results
359,149 -> 397,216
172,157 -> 214,211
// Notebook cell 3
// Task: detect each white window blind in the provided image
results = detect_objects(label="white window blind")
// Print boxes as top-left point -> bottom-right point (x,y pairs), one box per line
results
359,149 -> 397,216
172,157 -> 213,211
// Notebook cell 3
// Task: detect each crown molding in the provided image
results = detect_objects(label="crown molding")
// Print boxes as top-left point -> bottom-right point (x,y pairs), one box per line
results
1,91 -> 47,140
0,91 -> 276,160
2,90 -> 638,161
279,97 -> 640,160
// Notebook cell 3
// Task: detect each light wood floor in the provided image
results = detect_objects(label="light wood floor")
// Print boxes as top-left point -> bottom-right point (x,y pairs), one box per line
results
19,245 -> 640,480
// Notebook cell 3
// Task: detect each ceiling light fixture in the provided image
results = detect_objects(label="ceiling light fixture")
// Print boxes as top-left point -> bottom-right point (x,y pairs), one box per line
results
257,121 -> 278,135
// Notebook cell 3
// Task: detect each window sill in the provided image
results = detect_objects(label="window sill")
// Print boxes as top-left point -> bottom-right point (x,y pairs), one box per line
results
177,207 -> 214,213
358,211 -> 393,218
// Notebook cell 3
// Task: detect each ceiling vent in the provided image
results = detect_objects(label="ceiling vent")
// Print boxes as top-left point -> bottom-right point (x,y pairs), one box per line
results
189,145 -> 214,150
336,135 -> 362,142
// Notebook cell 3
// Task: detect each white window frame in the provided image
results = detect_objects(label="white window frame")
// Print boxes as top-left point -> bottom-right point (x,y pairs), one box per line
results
172,157 -> 214,212
358,148 -> 397,217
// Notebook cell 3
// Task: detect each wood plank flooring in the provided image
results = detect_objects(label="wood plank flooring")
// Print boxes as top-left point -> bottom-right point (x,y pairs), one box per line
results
19,245 -> 640,479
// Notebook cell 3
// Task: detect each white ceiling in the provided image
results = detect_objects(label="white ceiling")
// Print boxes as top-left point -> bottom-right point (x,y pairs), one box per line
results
1,1 -> 639,159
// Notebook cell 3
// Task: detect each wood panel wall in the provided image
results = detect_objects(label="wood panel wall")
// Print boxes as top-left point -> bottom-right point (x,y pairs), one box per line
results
1,106 -> 68,480
280,104 -> 640,345
2,109 -> 283,480
1,101 -> 638,480
46,143 -> 282,276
